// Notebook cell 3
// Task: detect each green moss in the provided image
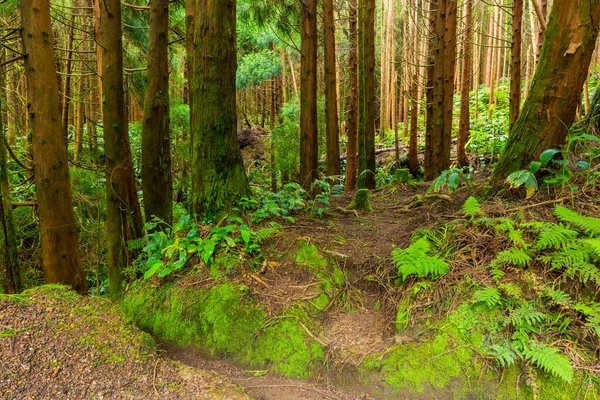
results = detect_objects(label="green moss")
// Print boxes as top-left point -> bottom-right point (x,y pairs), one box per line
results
347,189 -> 373,212
121,279 -> 325,378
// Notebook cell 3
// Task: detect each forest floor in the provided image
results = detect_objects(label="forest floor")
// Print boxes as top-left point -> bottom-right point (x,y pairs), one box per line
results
3,169 -> 599,399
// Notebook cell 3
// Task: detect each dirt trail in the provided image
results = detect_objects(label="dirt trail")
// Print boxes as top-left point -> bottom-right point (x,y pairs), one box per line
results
165,345 -> 371,400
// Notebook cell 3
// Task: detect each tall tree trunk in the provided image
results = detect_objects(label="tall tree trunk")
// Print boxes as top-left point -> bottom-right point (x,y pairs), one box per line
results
425,0 -> 437,178
191,0 -> 250,216
345,0 -> 359,192
6,70 -> 18,146
457,0 -> 472,167
62,13 -> 76,137
74,67 -> 85,161
425,0 -> 456,179
100,0 -> 142,298
509,0 -> 524,129
142,0 -> 172,226
0,55 -> 20,294
300,0 -> 319,189
20,0 -> 87,294
357,0 -> 366,188
492,0 -> 600,183
363,0 -> 376,189
324,0 -> 340,177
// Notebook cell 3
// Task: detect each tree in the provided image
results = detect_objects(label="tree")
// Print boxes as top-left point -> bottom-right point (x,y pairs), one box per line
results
509,0 -> 524,129
300,0 -> 319,189
142,0 -> 173,226
362,0 -> 376,189
20,0 -> 87,293
324,0 -> 340,177
492,0 -> 600,183
100,0 -> 143,298
345,0 -> 359,191
191,0 -> 250,216
425,0 -> 457,180
457,0 -> 472,166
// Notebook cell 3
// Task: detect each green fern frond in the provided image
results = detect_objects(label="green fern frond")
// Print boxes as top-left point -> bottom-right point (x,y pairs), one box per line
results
523,342 -> 574,383
255,227 -> 278,243
508,229 -> 527,248
565,262 -> 600,285
498,283 -> 523,299
491,264 -> 505,284
495,248 -> 532,268
508,304 -> 545,331
555,206 -> 600,237
535,224 -> 579,250
540,242 -> 590,270
520,221 -> 545,232
472,287 -> 501,309
392,238 -> 450,280
489,344 -> 518,367
494,218 -> 517,233
583,238 -> 600,257
463,197 -> 482,218
541,287 -> 573,307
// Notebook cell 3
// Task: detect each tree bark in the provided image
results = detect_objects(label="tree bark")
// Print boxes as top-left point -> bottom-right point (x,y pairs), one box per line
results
324,0 -> 340,177
300,0 -> 319,189
20,0 -> 87,294
363,0 -> 376,189
191,0 -> 250,216
345,0 -> 359,192
100,0 -> 142,298
142,0 -> 172,226
492,0 -> 600,183
457,0 -> 472,167
509,0 -> 524,129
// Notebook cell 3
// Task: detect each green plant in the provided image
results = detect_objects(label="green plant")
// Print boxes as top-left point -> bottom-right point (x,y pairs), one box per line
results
462,196 -> 482,219
428,168 -> 472,194
392,238 -> 450,281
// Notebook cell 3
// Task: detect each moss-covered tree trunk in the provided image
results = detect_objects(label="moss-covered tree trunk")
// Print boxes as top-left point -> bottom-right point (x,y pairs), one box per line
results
324,0 -> 340,177
509,0 -> 523,129
345,0 -> 359,192
357,0 -> 366,189
100,0 -> 142,298
457,0 -> 472,167
142,0 -> 172,226
20,0 -> 87,294
191,0 -> 250,216
363,0 -> 376,189
492,0 -> 600,184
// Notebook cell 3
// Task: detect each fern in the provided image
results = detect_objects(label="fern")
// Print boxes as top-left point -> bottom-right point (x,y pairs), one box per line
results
565,262 -> 600,286
498,283 -> 523,299
522,342 -> 574,383
507,303 -> 545,331
555,206 -> 600,237
541,287 -> 573,307
463,197 -> 482,219
472,287 -> 501,309
583,238 -> 600,257
489,344 -> 518,367
508,229 -> 527,248
538,242 -> 589,270
535,224 -> 579,250
255,227 -> 278,243
392,238 -> 450,280
495,248 -> 532,268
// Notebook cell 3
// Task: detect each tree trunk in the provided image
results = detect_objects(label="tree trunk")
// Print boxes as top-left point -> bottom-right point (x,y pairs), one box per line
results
74,65 -> 85,161
300,0 -> 319,189
357,0 -> 366,189
492,0 -> 600,183
100,0 -> 142,298
142,0 -> 173,226
425,0 -> 456,180
345,0 -> 359,192
509,0 -> 524,129
324,0 -> 340,177
363,0 -> 376,189
20,0 -> 87,294
191,0 -> 250,216
0,55 -> 20,294
457,0 -> 472,167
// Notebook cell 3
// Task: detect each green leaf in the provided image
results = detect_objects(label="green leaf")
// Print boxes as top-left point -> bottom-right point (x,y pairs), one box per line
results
529,161 -> 541,174
575,160 -> 590,169
241,229 -> 251,245
447,173 -> 460,192
143,259 -> 164,280
539,149 -> 561,166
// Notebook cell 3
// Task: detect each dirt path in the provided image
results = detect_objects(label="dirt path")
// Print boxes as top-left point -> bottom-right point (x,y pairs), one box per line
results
164,345 -> 371,400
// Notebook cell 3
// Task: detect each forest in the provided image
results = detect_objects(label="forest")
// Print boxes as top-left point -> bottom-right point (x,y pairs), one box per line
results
1,0 -> 600,398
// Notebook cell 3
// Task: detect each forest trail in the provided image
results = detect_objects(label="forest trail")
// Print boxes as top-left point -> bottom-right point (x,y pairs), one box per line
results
158,182 -> 473,400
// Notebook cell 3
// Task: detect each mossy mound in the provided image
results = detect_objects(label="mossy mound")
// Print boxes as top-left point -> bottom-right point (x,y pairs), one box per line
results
0,285 -> 250,399
121,279 -> 326,378
348,189 -> 373,212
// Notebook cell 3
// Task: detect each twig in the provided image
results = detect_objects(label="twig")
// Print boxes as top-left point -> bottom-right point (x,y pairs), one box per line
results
298,320 -> 327,347
504,196 -> 575,213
